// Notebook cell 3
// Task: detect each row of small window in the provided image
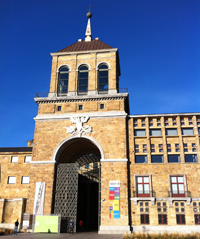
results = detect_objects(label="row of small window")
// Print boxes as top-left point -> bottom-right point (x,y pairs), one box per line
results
7,176 -> 29,184
134,117 -> 200,128
57,103 -> 105,112
11,156 -> 31,163
136,176 -> 186,197
58,64 -> 109,95
135,154 -> 197,163
135,143 -> 196,153
140,214 -> 198,225
134,128 -> 199,136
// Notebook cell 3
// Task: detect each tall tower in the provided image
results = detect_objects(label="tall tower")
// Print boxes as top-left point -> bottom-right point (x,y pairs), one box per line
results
27,10 -> 130,234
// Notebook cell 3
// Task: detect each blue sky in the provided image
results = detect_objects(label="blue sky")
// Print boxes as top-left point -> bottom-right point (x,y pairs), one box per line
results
0,0 -> 199,147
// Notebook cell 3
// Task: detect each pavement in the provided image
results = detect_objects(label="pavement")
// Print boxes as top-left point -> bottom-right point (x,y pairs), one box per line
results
0,232 -> 124,239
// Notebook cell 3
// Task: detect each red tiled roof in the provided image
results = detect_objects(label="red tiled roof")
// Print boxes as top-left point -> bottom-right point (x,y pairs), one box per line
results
57,39 -> 113,52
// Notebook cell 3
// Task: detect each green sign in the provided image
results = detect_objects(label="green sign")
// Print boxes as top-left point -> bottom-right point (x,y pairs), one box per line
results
35,215 -> 59,233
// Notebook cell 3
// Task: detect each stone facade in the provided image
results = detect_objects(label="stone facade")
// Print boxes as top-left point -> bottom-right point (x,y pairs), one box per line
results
0,21 -> 200,234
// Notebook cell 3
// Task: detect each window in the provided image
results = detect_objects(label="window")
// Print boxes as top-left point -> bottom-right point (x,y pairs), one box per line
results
24,156 -> 31,163
136,176 -> 150,197
151,155 -> 163,163
166,128 -> 178,136
78,65 -> 88,95
171,176 -> 185,197
134,129 -> 146,136
151,144 -> 155,152
58,66 -> 69,94
141,214 -> 149,224
100,104 -> 104,109
57,106 -> 61,111
167,144 -> 171,152
195,215 -> 200,224
11,156 -> 18,163
183,143 -> 188,152
98,64 -> 108,93
158,215 -> 167,224
198,128 -> 200,134
182,128 -> 194,135
150,129 -> 162,136
21,176 -> 30,184
176,214 -> 185,224
93,162 -> 98,168
135,155 -> 147,163
159,144 -> 163,152
192,143 -> 196,152
168,155 -> 180,163
85,164 -> 89,169
79,105 -> 83,110
8,176 -> 16,184
185,154 -> 198,163
143,144 -> 147,153
175,144 -> 180,152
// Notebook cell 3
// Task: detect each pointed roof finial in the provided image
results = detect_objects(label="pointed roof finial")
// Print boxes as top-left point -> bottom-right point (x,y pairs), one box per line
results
85,6 -> 92,42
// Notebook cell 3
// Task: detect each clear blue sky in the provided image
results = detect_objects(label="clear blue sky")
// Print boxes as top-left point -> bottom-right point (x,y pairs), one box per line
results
0,0 -> 199,147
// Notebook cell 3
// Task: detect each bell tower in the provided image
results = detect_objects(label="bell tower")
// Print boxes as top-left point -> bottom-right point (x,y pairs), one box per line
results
27,9 -> 130,235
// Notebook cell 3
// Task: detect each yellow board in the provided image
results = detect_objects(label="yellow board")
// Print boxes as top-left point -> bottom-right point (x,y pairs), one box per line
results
114,200 -> 119,210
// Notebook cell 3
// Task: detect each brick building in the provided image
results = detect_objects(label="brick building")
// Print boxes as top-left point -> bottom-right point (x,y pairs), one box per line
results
0,11 -> 200,234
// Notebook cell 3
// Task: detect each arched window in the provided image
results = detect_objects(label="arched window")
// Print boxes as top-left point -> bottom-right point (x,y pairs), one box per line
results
98,64 -> 108,93
78,65 -> 88,95
57,66 -> 69,94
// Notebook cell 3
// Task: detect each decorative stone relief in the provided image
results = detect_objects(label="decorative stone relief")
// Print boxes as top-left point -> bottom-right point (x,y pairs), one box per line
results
64,116 -> 92,136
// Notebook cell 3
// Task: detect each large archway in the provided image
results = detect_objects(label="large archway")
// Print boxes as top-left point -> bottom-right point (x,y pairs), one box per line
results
52,137 -> 103,233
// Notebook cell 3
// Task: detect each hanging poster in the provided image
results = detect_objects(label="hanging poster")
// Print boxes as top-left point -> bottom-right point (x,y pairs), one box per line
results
33,182 -> 46,215
34,215 -> 59,233
109,181 -> 120,219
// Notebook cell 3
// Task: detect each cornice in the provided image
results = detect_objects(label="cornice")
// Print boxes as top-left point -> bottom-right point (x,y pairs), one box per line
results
50,48 -> 118,57
34,93 -> 128,105
34,111 -> 127,121
129,112 -> 200,118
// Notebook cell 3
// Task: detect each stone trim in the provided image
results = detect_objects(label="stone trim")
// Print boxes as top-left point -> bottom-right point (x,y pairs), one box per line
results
76,62 -> 91,71
56,64 -> 71,72
52,135 -> 105,163
130,112 -> 200,118
131,226 -> 200,234
30,161 -> 55,164
34,111 -> 127,121
100,159 -> 128,162
99,225 -> 131,234
34,93 -> 128,104
0,198 -> 26,202
50,48 -> 118,57
130,197 -> 156,205
96,61 -> 111,70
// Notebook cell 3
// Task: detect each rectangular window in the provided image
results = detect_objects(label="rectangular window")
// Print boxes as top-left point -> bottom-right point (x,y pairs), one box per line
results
134,129 -> 146,136
57,106 -> 61,111
79,105 -> 83,110
158,214 -> 167,224
195,215 -> 200,224
168,155 -> 180,163
175,144 -> 180,152
24,156 -> 31,163
176,214 -> 185,224
150,129 -> 162,136
100,104 -> 104,109
141,214 -> 149,224
11,156 -> 18,163
171,176 -> 185,197
135,155 -> 147,163
151,144 -> 155,153
182,128 -> 194,135
8,176 -> 16,184
167,144 -> 171,152
137,176 -> 150,197
85,164 -> 89,169
185,154 -> 198,163
21,176 -> 30,184
166,128 -> 178,136
151,155 -> 163,163
93,162 -> 98,168
198,128 -> 200,134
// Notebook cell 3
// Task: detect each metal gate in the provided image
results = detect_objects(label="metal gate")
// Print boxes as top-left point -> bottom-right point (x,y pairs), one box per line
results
54,163 -> 78,232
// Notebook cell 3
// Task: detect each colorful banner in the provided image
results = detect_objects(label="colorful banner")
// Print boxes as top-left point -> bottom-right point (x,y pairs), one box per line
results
34,215 -> 59,233
33,182 -> 46,215
109,181 -> 120,219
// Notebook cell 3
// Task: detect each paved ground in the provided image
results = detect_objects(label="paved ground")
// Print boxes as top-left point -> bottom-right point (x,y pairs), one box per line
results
1,232 -> 124,239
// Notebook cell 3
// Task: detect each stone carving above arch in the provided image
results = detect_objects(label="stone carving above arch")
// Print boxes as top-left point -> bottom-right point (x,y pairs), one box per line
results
96,61 -> 111,70
52,135 -> 105,163
56,64 -> 71,72
64,116 -> 92,136
76,63 -> 91,71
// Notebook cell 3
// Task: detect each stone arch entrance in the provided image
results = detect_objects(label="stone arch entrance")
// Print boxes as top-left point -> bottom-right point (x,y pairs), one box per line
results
52,136 -> 103,233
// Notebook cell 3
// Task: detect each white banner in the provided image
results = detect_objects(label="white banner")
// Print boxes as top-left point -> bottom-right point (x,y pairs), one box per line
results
33,182 -> 46,215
